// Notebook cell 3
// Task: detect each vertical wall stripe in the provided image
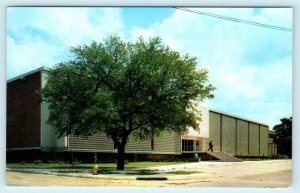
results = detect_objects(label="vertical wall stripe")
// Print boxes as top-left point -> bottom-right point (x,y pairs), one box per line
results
260,126 -> 269,156
248,122 -> 250,155
259,125 -> 261,156
208,111 -> 221,151
151,139 -> 154,151
249,123 -> 259,156
236,119 -> 248,156
222,115 -> 236,153
220,114 -> 223,152
235,118 -> 238,155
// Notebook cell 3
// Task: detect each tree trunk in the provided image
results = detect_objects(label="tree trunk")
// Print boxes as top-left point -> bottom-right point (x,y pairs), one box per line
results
116,144 -> 126,170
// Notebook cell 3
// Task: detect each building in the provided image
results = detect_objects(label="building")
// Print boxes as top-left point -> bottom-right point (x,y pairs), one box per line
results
268,131 -> 278,158
6,67 -> 277,162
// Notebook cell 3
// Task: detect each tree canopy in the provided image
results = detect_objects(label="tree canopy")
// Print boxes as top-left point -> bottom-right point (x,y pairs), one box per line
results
40,35 -> 215,169
273,117 -> 292,158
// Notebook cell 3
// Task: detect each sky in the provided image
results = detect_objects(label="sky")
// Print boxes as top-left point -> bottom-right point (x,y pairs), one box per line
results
6,7 -> 293,129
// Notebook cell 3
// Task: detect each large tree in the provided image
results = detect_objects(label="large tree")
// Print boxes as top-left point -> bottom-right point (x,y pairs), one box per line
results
40,35 -> 215,170
273,117 -> 292,158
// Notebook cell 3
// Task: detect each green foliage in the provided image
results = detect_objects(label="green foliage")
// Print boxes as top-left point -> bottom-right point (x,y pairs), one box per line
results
56,160 -> 65,164
32,160 -> 43,164
40,35 -> 215,169
273,117 -> 292,158
72,159 -> 83,165
166,171 -> 200,175
275,154 -> 290,159
48,160 -> 56,164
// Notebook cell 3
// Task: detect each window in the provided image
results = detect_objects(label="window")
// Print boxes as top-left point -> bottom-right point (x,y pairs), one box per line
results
182,139 -> 194,152
151,138 -> 154,151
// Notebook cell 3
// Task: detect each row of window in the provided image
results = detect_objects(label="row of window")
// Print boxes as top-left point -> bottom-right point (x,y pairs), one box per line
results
182,139 -> 194,151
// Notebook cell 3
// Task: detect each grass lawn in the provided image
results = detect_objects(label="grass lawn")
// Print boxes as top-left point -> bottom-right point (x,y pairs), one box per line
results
7,161 -> 187,170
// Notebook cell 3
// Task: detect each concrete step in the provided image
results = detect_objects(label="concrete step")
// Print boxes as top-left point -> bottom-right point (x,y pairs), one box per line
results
206,151 -> 242,162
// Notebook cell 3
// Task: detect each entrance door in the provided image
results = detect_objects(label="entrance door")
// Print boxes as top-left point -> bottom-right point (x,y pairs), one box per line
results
195,139 -> 202,151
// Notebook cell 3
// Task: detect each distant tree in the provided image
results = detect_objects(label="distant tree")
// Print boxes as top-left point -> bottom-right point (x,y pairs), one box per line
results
40,35 -> 215,170
273,117 -> 292,158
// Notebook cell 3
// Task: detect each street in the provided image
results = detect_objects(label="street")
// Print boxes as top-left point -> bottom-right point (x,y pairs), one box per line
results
6,159 -> 291,187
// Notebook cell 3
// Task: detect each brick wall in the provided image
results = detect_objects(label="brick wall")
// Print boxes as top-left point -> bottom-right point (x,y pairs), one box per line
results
7,71 -> 41,148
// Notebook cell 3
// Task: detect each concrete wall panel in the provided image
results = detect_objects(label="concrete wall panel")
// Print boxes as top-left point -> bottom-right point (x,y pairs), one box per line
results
249,123 -> 259,156
237,120 -> 248,156
209,112 -> 221,151
260,126 -> 269,156
222,115 -> 236,154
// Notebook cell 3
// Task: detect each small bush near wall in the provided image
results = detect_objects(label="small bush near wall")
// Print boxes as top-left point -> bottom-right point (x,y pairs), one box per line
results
275,154 -> 290,159
32,160 -> 43,164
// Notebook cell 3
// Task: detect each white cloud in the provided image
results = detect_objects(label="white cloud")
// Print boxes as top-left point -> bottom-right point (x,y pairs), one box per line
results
214,58 -> 292,100
128,8 -> 292,128
7,7 -> 124,79
7,7 -> 292,128
7,36 -> 64,79
9,8 -> 124,47
130,27 -> 156,41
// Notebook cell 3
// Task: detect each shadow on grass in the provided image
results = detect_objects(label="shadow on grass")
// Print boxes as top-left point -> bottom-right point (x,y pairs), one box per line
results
55,169 -> 201,175
56,168 -> 160,175
165,171 -> 202,175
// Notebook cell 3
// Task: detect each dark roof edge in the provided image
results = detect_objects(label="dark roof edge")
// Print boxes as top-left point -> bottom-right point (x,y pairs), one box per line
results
7,67 -> 50,83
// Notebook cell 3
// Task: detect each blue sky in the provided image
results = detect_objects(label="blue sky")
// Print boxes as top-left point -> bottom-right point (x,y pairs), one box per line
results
7,7 -> 292,129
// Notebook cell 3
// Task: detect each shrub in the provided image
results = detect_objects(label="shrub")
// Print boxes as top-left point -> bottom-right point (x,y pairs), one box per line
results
56,160 -> 65,164
124,160 -> 129,164
165,158 -> 175,162
72,159 -> 82,165
48,160 -> 56,164
32,160 -> 43,164
276,154 -> 290,159
19,161 -> 28,164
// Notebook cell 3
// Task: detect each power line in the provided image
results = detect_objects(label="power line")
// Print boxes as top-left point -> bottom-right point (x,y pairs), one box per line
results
175,7 -> 292,32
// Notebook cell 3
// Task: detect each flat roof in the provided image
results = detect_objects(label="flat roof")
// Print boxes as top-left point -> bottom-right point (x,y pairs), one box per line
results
7,67 -> 50,83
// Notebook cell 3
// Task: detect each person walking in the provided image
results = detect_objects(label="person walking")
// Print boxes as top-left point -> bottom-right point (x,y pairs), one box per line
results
208,140 -> 213,152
